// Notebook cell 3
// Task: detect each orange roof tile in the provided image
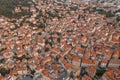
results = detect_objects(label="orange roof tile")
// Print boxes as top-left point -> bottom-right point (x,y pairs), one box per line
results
113,32 -> 120,39
82,57 -> 96,64
114,49 -> 120,56
103,68 -> 120,80
10,70 -> 18,75
51,48 -> 60,53
76,47 -> 84,54
86,66 -> 96,74
102,59 -> 108,64
16,39 -> 24,44
64,62 -> 71,69
60,57 -> 67,64
43,56 -> 52,64
85,48 -> 91,57
65,44 -> 72,49
0,76 -> 4,80
83,75 -> 92,80
36,66 -> 42,71
42,70 -> 50,77
17,51 -> 26,57
110,38 -> 119,44
72,56 -> 81,62
106,52 -> 112,57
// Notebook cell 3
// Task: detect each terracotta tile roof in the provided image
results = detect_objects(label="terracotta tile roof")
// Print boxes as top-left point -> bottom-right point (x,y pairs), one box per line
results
17,51 -> 26,58
85,48 -> 92,57
16,39 -> 24,44
16,45 -> 23,51
110,38 -> 119,44
36,66 -> 42,72
114,49 -> 120,57
86,66 -> 96,74
109,59 -> 120,65
66,54 -> 72,59
112,32 -> 120,39
10,70 -> 18,75
76,47 -> 84,54
43,56 -> 52,64
51,48 -> 61,53
61,49 -> 70,57
3,52 -> 13,58
65,44 -> 72,49
101,59 -> 108,64
106,51 -> 112,58
8,62 -> 15,69
0,1 -> 120,79
60,57 -> 68,64
71,65 -> 79,71
42,70 -> 50,77
83,74 -> 92,80
64,62 -> 71,69
103,68 -> 120,80
0,76 -> 4,80
72,56 -> 81,62
82,57 -> 96,65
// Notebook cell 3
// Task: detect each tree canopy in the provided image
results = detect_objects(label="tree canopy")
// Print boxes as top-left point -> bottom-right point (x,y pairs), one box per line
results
0,0 -> 32,18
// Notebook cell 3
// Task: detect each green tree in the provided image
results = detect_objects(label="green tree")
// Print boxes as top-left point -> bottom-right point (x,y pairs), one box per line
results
96,69 -> 106,77
116,16 -> 120,22
30,69 -> 36,75
45,47 -> 49,52
106,10 -> 115,18
0,59 -> 5,63
0,0 -> 32,18
57,37 -> 61,43
0,68 -> 10,76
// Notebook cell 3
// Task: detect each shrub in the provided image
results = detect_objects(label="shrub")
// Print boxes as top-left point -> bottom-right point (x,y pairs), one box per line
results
30,69 -> 36,75
0,68 -> 10,76
96,69 -> 106,77
0,0 -> 32,18
106,10 -> 115,18
116,16 -> 120,22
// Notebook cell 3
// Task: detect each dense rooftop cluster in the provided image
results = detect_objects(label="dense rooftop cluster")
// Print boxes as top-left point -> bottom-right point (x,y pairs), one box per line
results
0,0 -> 120,80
